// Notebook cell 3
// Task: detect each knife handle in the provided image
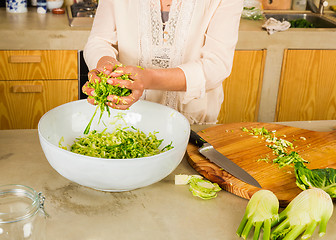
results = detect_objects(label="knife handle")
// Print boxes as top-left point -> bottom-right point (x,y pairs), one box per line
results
189,130 -> 208,148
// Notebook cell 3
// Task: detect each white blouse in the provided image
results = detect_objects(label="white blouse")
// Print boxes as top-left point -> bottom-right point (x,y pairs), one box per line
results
84,0 -> 243,124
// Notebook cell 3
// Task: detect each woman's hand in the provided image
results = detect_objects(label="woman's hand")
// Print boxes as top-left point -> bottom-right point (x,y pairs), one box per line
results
105,65 -> 150,110
82,56 -> 186,109
82,56 -> 121,105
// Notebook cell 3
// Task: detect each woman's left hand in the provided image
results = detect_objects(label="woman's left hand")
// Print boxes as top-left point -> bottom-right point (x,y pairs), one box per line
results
106,65 -> 151,110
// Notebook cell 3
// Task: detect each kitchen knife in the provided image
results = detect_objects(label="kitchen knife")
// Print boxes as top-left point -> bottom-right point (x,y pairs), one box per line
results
189,130 -> 262,188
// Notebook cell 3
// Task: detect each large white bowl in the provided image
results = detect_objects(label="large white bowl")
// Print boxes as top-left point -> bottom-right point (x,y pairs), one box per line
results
38,100 -> 190,192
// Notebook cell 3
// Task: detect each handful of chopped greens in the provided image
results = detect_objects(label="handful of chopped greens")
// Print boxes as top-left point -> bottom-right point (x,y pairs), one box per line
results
83,70 -> 133,134
70,127 -> 173,159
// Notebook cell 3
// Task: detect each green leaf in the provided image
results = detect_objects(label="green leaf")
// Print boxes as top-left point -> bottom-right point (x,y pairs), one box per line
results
295,162 -> 336,198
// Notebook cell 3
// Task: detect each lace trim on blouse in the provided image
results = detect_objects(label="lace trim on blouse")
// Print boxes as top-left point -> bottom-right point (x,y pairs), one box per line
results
139,0 -> 196,109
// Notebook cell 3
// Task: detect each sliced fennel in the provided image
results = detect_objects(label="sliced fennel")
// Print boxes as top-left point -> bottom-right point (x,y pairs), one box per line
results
237,190 -> 279,240
175,175 -> 221,200
189,177 -> 221,200
271,188 -> 333,240
174,174 -> 203,185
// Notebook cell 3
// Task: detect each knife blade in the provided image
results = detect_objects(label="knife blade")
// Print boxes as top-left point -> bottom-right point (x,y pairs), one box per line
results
189,130 -> 261,188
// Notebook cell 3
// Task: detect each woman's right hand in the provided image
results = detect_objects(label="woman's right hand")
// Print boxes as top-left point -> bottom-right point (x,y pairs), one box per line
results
82,56 -> 121,105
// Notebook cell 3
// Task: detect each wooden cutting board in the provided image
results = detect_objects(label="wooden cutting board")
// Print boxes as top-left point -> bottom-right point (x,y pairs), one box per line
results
187,122 -> 336,206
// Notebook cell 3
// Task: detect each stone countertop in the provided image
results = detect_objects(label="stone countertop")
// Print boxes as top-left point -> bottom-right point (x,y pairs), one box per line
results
0,120 -> 336,239
0,8 -> 90,50
1,8 -> 336,50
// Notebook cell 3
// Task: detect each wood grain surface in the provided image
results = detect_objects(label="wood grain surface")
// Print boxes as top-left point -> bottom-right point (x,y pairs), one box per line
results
217,50 -> 265,124
0,50 -> 78,80
276,50 -> 336,121
0,50 -> 79,130
0,80 -> 78,129
261,0 -> 291,10
187,122 -> 336,206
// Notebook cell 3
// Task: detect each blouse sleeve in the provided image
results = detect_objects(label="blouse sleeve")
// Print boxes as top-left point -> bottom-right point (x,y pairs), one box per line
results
177,0 -> 243,104
83,0 -> 119,70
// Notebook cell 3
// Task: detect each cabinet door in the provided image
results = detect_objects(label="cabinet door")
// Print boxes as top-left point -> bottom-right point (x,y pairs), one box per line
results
0,50 -> 78,80
276,50 -> 336,121
0,80 -> 78,129
217,50 -> 266,123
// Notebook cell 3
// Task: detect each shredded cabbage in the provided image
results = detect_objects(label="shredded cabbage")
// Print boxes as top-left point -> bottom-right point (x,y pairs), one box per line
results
83,70 -> 133,134
69,127 -> 173,159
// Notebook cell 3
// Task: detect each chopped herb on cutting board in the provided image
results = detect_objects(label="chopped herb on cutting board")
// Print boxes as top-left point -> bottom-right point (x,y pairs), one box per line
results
242,126 -> 336,199
241,127 -> 308,168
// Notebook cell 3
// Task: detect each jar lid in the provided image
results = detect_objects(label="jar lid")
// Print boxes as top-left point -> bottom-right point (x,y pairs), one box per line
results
0,185 -> 46,223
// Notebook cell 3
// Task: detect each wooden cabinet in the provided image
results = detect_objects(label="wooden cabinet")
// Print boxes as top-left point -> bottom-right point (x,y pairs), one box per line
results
0,50 -> 78,129
217,50 -> 266,123
276,49 -> 336,121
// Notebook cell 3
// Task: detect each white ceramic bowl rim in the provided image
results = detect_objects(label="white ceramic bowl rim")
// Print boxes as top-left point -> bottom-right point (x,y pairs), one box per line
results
38,99 -> 190,191
38,100 -> 188,162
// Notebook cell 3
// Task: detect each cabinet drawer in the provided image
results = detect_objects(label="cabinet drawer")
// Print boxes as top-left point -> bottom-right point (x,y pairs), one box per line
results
0,80 -> 78,129
0,50 -> 78,80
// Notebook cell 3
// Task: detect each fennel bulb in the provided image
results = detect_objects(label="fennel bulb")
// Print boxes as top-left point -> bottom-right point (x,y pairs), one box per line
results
237,190 -> 279,240
271,188 -> 333,240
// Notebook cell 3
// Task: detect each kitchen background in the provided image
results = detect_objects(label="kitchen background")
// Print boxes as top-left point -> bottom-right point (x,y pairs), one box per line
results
2,0 -> 336,12
0,0 -> 336,9
261,0 -> 336,9
1,2 -> 336,239
0,0 -> 336,130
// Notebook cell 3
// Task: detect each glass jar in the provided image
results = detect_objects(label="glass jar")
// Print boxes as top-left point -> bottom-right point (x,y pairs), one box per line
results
0,185 -> 48,240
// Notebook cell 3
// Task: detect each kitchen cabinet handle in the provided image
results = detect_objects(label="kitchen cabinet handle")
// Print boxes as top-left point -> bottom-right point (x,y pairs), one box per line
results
11,85 -> 43,93
9,55 -> 42,63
